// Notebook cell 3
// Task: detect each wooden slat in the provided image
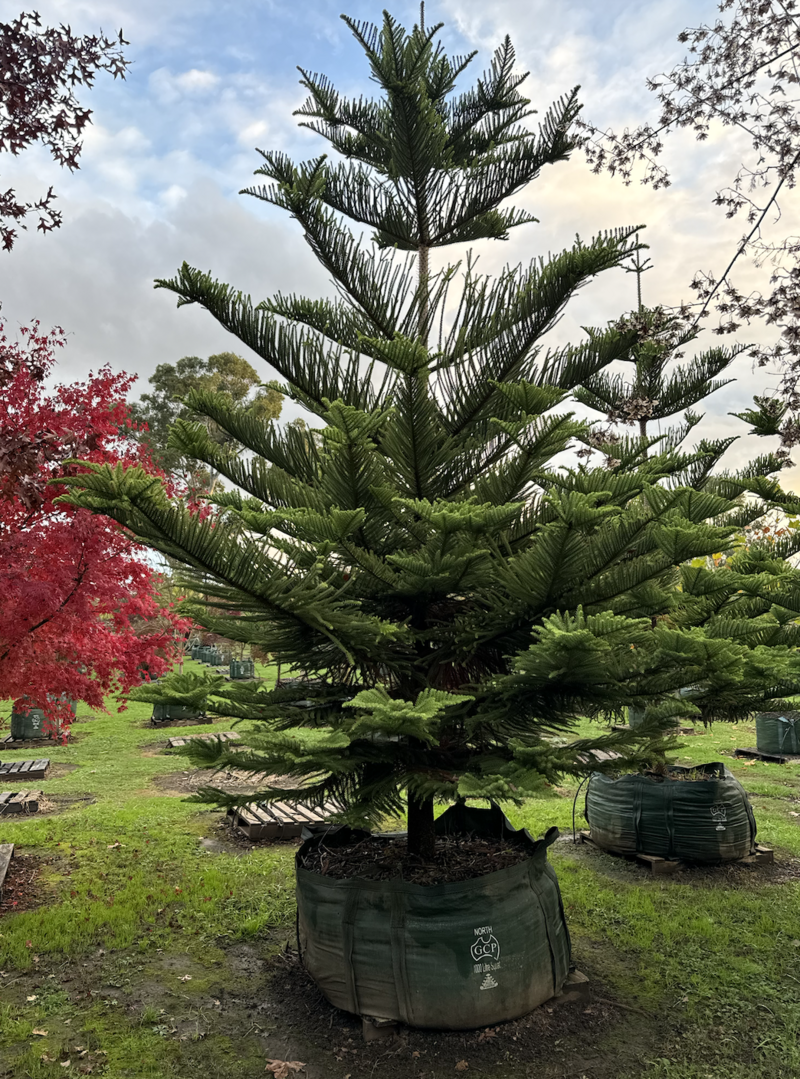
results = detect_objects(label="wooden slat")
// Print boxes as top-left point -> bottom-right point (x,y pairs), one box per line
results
234,805 -> 277,839
0,790 -> 40,814
268,801 -> 299,824
0,843 -> 13,892
0,760 -> 51,780
166,731 -> 240,749
734,746 -> 789,763
230,798 -> 341,842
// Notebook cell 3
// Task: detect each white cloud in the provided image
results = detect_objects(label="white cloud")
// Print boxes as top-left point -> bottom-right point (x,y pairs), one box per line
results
149,67 -> 221,104
2,0 -> 793,482
0,179 -> 332,395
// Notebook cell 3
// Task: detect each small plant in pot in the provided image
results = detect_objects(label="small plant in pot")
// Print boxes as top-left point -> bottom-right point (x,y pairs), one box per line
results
62,8 -> 800,1029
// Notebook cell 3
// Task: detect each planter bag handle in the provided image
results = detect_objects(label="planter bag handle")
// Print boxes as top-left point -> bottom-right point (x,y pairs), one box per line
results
779,714 -> 799,753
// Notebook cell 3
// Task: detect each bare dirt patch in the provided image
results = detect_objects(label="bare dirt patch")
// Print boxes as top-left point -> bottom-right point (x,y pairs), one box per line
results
36,792 -> 97,815
249,950 -> 662,1079
0,852 -> 50,917
150,768 -> 264,797
47,762 -> 80,777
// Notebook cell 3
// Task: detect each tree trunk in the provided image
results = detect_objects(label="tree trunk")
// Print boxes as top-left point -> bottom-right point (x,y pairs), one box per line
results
418,243 -> 430,342
407,792 -> 436,860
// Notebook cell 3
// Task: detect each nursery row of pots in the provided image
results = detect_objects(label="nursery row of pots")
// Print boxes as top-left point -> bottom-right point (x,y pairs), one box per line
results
190,644 -> 227,665
188,646 -> 256,681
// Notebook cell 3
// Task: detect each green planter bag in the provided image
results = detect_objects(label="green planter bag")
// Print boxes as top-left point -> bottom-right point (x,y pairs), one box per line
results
756,712 -> 800,755
10,704 -> 47,741
230,659 -> 255,680
296,803 -> 571,1030
151,703 -> 201,724
585,764 -> 757,862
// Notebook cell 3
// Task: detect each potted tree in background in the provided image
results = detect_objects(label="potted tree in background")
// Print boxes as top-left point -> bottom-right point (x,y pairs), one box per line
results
63,10 -> 800,1028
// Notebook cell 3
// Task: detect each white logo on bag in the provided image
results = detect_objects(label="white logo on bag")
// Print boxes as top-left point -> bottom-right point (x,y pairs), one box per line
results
471,926 -> 501,983
471,933 -> 500,963
710,803 -> 727,831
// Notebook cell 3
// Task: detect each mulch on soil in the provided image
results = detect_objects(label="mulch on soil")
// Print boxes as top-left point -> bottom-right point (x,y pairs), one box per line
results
0,853 -> 48,916
261,952 -> 656,1079
299,833 -> 532,885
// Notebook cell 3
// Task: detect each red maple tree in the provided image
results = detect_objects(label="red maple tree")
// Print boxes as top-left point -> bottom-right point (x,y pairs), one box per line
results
0,320 -> 187,734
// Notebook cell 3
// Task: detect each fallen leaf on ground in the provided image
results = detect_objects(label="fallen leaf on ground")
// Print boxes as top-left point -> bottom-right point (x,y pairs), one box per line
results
265,1060 -> 306,1078
32,1029 -> 48,1036
179,975 -> 192,982
26,994 -> 37,1001
456,1062 -> 469,1072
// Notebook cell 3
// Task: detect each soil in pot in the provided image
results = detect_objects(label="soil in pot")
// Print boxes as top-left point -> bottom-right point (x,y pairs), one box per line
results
295,803 -> 571,1031
299,831 -> 533,885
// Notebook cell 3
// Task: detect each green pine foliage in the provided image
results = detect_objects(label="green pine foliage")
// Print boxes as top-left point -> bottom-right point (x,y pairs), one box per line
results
61,11 -> 800,858
574,305 -> 745,446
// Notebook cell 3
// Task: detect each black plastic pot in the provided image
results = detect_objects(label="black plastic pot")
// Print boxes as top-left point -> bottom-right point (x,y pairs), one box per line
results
585,763 -> 757,862
295,803 -> 571,1029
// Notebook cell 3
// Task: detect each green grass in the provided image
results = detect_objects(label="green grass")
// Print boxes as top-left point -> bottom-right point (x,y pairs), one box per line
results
1,674 -> 800,1077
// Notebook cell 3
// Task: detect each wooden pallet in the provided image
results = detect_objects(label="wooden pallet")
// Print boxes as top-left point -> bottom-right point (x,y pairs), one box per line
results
578,830 -> 774,874
166,731 -> 240,749
734,746 -> 800,764
611,725 -> 698,736
228,799 -> 341,840
0,790 -> 42,815
0,843 -> 13,894
2,733 -> 67,747
0,759 -> 50,780
149,715 -> 213,729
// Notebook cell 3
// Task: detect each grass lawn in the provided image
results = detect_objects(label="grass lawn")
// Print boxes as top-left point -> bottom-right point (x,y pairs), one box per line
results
1,665 -> 799,1078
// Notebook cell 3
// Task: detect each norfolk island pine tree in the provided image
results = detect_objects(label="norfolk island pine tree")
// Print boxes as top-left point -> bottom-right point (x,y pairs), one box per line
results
62,10 -> 800,861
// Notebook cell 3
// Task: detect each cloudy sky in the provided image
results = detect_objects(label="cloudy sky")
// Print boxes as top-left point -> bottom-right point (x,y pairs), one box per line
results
2,0 -> 788,474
